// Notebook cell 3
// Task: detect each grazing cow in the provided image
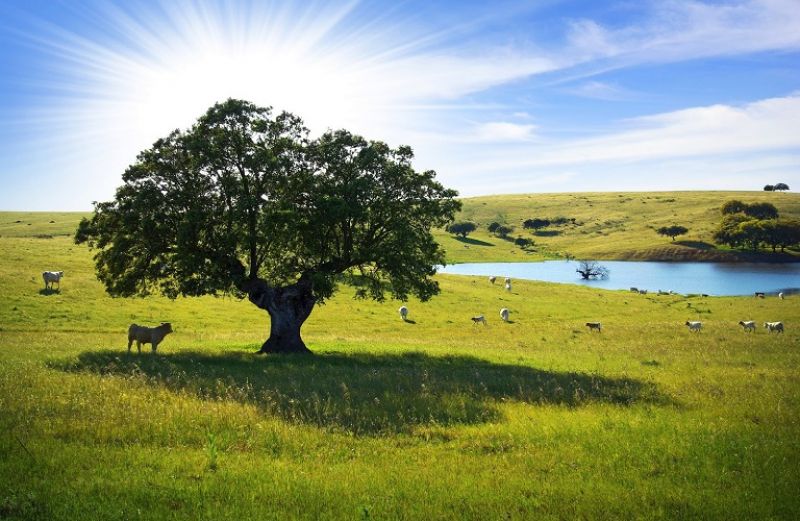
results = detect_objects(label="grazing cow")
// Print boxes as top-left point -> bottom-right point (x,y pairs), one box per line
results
764,321 -> 784,333
42,270 -> 64,290
504,277 -> 511,284
585,322 -> 602,332
638,289 -> 648,295
505,281 -> 512,292
778,292 -> 784,300
398,306 -> 409,321
754,292 -> 765,298
488,276 -> 497,284
128,323 -> 173,353
471,315 -> 487,326
685,321 -> 702,332
738,320 -> 756,332
500,308 -> 509,322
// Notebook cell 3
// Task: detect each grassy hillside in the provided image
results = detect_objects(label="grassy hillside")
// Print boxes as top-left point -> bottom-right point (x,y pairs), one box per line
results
436,191 -> 800,263
1,211 -> 799,519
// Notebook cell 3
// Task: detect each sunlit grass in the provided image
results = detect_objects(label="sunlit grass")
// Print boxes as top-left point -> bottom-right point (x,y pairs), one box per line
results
1,210 -> 799,519
436,191 -> 800,263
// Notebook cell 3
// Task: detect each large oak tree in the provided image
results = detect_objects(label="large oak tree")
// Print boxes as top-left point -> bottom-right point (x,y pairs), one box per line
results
76,99 -> 460,354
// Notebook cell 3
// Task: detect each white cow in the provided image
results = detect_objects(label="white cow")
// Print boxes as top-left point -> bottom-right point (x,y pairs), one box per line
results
778,292 -> 784,300
488,276 -> 497,284
42,270 -> 64,290
505,281 -> 512,292
738,320 -> 756,332
685,321 -> 702,332
504,277 -> 511,284
398,305 -> 409,321
764,321 -> 784,333
471,315 -> 487,326
500,308 -> 509,322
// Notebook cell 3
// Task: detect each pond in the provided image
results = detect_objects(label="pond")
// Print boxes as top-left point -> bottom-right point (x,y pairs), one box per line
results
438,260 -> 800,296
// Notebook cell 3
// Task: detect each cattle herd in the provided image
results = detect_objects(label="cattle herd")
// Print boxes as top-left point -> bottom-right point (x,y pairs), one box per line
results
40,269 -> 788,354
402,276 -> 788,335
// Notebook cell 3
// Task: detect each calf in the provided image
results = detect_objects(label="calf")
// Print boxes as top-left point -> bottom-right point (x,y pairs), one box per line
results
585,322 -> 602,332
738,320 -> 756,332
128,322 -> 173,353
471,315 -> 487,326
685,321 -> 702,332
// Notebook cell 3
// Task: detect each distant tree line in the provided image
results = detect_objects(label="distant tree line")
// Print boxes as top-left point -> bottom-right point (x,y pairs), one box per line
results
713,200 -> 800,252
763,183 -> 790,192
522,216 -> 576,230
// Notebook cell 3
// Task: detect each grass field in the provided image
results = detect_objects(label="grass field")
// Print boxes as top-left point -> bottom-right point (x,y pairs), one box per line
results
1,208 -> 799,519
435,191 -> 800,263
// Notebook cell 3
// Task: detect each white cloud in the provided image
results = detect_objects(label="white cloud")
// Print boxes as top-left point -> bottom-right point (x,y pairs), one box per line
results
460,94 -> 800,172
473,122 -> 538,142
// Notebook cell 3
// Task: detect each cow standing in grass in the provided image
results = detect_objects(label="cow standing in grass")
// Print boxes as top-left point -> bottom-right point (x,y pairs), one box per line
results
128,323 -> 173,353
42,270 -> 64,291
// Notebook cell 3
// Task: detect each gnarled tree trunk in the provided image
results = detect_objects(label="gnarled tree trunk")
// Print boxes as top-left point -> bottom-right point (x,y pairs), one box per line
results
243,277 -> 316,354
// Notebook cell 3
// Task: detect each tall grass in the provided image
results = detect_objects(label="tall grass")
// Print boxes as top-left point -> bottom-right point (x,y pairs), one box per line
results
1,210 -> 799,519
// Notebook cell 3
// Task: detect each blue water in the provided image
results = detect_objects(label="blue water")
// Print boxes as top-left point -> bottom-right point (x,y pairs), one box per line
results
438,260 -> 800,296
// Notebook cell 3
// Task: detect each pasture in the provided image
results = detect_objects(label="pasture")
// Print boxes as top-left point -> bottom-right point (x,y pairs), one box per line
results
435,191 -> 800,263
1,211 -> 799,519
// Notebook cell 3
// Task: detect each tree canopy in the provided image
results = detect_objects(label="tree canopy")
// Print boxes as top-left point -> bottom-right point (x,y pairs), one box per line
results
76,99 -> 460,353
656,225 -> 689,241
446,221 -> 477,238
774,183 -> 790,192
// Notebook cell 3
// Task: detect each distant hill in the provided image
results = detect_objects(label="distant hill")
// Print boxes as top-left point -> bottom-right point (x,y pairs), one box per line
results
2,191 -> 798,264
436,191 -> 800,263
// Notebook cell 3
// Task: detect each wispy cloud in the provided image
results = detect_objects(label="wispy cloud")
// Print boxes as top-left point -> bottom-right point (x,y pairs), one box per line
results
563,80 -> 638,101
458,94 -> 800,173
563,0 -> 800,69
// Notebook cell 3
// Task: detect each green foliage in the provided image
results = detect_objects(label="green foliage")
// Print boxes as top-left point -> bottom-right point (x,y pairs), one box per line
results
714,216 -> 800,252
764,184 -> 774,192
445,221 -> 477,238
721,200 -> 748,215
745,202 -> 779,220
656,225 -> 689,241
494,225 -> 513,238
486,221 -> 500,233
523,218 -> 550,230
513,236 -> 533,248
774,183 -> 790,192
76,99 -> 460,306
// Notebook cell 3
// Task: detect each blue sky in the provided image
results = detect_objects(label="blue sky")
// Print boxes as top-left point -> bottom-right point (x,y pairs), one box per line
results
1,0 -> 799,210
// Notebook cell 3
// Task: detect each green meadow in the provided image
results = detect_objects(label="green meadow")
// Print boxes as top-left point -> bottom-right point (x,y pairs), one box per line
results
435,191 -> 800,263
1,204 -> 799,519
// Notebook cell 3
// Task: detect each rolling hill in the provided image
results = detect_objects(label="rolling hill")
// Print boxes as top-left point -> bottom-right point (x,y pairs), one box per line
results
436,191 -> 800,263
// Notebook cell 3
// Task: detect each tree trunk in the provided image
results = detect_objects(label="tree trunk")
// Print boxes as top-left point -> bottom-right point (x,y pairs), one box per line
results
243,277 -> 316,354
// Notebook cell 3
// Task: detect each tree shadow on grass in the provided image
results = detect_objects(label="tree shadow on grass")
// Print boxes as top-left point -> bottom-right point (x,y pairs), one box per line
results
51,350 -> 672,435
455,236 -> 494,247
674,240 -> 716,250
